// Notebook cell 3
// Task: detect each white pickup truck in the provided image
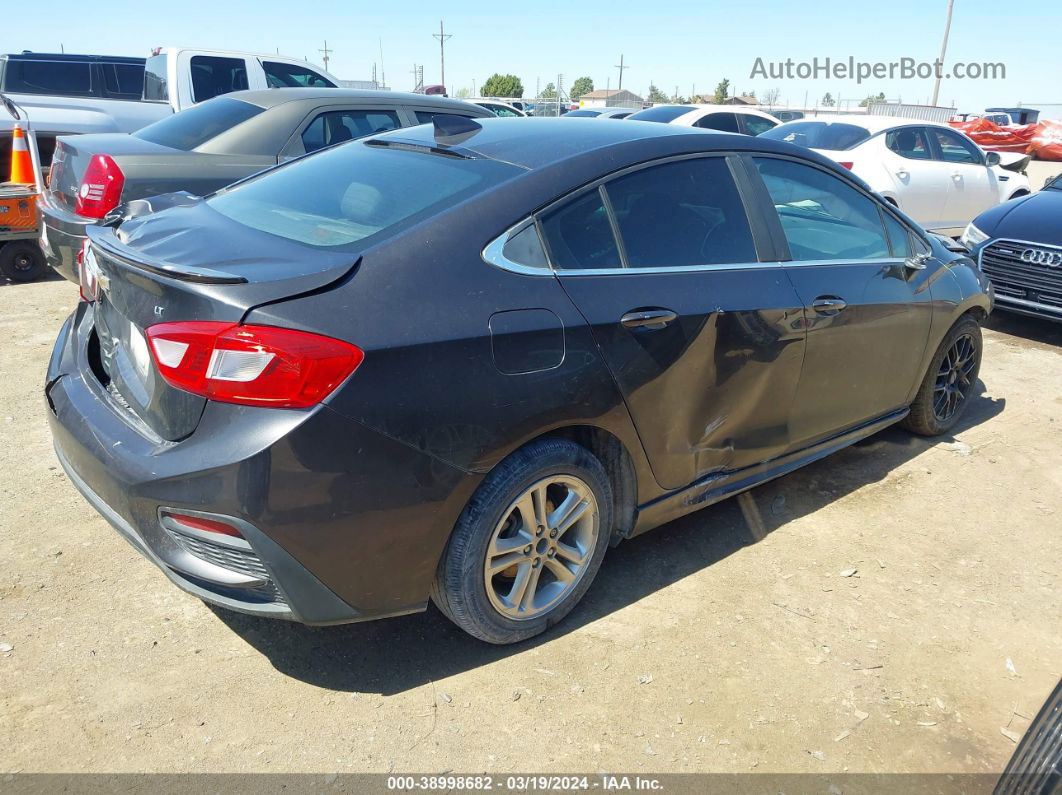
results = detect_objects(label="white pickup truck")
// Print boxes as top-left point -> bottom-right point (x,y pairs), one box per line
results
1,48 -> 339,164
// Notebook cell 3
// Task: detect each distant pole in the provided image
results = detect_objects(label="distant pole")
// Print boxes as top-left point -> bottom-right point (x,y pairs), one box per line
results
379,38 -> 386,88
557,73 -> 564,116
318,40 -> 332,73
614,54 -> 627,92
433,20 -> 452,92
931,0 -> 955,107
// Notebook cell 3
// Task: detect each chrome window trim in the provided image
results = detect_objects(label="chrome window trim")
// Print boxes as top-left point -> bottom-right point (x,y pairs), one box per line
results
481,219 -> 555,276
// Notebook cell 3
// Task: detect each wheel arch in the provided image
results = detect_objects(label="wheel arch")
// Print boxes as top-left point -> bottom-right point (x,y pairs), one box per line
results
513,424 -> 639,546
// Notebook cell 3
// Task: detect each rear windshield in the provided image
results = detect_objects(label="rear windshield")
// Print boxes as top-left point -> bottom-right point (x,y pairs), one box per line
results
143,54 -> 168,101
760,121 -> 871,151
626,105 -> 695,123
133,97 -> 264,150
563,110 -> 601,117
208,141 -> 524,249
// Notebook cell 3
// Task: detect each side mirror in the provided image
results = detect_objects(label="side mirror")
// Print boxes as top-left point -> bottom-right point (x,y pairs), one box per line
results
985,151 -> 1001,167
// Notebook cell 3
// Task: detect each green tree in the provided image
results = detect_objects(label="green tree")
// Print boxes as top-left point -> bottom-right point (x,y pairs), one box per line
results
481,73 -> 524,98
859,91 -> 886,107
541,82 -> 557,99
821,92 -> 835,107
455,86 -> 470,99
570,76 -> 594,101
713,78 -> 731,104
648,84 -> 669,104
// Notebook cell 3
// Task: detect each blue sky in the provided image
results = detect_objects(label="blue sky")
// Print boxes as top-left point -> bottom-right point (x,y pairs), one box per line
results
10,0 -> 1061,115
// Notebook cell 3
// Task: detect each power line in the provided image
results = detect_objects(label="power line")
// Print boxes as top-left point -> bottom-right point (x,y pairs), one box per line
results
433,20 -> 452,92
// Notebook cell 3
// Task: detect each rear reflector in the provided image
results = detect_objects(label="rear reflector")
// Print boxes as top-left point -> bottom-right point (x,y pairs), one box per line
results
75,154 -> 124,219
145,321 -> 364,408
162,511 -> 244,539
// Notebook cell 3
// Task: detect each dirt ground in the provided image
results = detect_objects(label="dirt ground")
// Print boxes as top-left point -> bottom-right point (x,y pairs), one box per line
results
1,268 -> 1060,777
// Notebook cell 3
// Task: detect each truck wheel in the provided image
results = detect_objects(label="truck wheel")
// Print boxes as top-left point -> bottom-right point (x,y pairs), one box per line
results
431,438 -> 613,644
0,242 -> 47,283
902,315 -> 982,437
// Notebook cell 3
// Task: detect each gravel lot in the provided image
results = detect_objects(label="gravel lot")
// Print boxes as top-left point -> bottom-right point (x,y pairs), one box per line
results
1,260 -> 1059,775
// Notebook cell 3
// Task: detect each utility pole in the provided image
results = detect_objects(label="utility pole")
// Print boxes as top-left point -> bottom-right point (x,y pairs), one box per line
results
433,20 -> 452,92
318,40 -> 332,73
557,73 -> 564,116
379,38 -> 386,89
614,54 -> 627,92
931,0 -> 955,106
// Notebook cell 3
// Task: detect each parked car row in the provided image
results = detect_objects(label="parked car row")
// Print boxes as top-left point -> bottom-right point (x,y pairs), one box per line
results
47,114 -> 994,643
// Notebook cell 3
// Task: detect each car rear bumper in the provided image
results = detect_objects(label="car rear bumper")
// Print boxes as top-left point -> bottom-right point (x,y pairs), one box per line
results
39,194 -> 90,283
46,304 -> 481,624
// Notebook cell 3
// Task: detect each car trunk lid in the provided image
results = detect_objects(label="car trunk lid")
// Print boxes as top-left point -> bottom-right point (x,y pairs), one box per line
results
83,195 -> 359,441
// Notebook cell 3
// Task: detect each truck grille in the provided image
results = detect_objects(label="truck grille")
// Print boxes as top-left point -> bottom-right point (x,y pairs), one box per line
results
164,527 -> 285,604
981,240 -> 1062,308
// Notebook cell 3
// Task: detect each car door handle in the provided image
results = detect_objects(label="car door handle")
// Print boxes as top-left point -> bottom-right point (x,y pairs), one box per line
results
620,309 -> 678,329
811,297 -> 847,314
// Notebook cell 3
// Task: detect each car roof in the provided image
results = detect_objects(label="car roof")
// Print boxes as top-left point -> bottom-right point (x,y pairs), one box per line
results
371,116 -> 840,171
2,52 -> 144,64
220,87 -> 491,113
775,114 -> 948,133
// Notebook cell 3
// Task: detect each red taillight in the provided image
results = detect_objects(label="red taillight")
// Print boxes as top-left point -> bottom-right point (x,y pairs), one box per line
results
838,161 -> 854,170
145,321 -> 364,408
74,154 -> 124,219
162,511 -> 244,539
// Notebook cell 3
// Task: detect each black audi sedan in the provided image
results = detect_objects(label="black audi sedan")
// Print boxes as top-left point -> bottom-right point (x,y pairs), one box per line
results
46,117 -> 991,644
961,173 -> 1062,322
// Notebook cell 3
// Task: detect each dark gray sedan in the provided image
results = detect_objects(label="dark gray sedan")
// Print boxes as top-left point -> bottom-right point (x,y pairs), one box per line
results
39,88 -> 493,281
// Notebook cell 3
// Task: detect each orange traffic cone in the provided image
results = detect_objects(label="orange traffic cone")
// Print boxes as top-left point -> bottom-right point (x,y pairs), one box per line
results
9,124 -> 33,184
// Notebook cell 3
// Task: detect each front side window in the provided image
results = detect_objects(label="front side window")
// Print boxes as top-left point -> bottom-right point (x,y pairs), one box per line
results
695,112 -> 740,133
605,158 -> 756,268
931,128 -> 982,164
885,127 -> 932,160
190,56 -> 249,103
742,115 -> 777,136
264,61 -> 335,88
753,157 -> 891,261
881,210 -> 913,258
300,110 -> 400,153
539,189 -> 621,270
209,142 -> 522,249
102,63 -> 143,98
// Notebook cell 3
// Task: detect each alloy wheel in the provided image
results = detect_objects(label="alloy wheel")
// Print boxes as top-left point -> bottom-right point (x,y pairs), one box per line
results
933,333 -> 977,422
483,475 -> 600,621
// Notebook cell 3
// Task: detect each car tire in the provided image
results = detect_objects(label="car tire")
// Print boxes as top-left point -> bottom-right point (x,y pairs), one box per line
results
902,315 -> 983,437
431,438 -> 613,644
0,241 -> 47,283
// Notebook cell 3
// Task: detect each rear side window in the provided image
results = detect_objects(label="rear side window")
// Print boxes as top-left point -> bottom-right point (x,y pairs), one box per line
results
885,128 -> 931,160
190,56 -> 248,103
101,63 -> 143,98
300,110 -> 400,153
3,59 -> 92,96
264,61 -> 335,88
695,113 -> 739,133
761,121 -> 871,151
208,142 -> 523,249
143,54 -> 168,101
606,158 -> 756,267
626,105 -> 695,123
540,189 -> 621,270
134,97 -> 265,150
753,157 -> 890,261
